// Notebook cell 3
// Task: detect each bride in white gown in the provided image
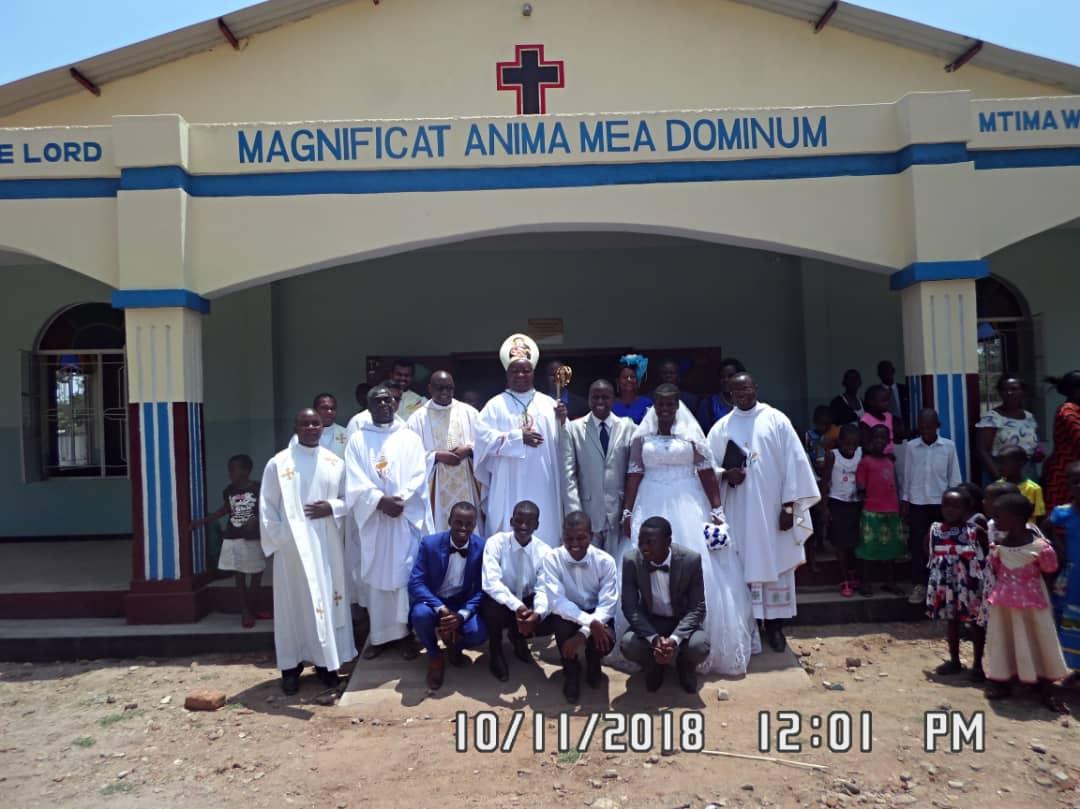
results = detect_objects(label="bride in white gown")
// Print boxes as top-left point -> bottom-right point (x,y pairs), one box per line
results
620,385 -> 758,675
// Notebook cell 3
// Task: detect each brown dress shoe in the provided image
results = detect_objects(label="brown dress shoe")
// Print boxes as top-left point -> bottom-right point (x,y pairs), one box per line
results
426,656 -> 446,690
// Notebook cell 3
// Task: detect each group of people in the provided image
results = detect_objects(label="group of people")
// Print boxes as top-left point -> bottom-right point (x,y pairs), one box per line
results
805,364 -> 1080,711
204,332 -> 1080,712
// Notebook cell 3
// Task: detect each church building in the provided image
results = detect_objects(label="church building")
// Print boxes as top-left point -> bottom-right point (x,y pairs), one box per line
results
1,0 -> 1078,623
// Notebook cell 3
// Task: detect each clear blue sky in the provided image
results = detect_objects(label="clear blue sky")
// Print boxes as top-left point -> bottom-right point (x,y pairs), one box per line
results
1,0 -> 1077,85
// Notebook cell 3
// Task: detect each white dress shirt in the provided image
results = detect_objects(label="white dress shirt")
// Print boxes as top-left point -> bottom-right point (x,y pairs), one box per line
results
540,545 -> 619,637
437,538 -> 470,600
901,435 -> 962,505
649,550 -> 674,618
482,531 -> 552,615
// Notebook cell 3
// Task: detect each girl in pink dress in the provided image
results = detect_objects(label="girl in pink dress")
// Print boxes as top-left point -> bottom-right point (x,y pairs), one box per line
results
984,493 -> 1069,712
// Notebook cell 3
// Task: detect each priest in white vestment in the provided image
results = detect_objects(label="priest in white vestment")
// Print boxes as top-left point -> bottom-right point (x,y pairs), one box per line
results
260,408 -> 357,695
346,385 -> 433,658
290,393 -> 349,457
407,370 -> 486,534
474,334 -> 563,542
708,372 -> 820,654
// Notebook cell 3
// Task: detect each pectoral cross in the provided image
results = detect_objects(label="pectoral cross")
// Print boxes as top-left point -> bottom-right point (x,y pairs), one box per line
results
335,433 -> 347,444
281,467 -> 296,481
333,592 -> 343,606
315,605 -> 325,618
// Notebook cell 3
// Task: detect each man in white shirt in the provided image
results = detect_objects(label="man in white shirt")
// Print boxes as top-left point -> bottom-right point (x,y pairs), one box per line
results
901,408 -> 962,605
539,511 -> 619,703
407,502 -> 487,690
620,516 -> 709,693
480,500 -> 555,681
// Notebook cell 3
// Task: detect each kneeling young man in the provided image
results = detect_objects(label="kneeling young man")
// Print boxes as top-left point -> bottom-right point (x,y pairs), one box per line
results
407,502 -> 487,690
539,511 -> 619,703
620,516 -> 710,693
480,500 -> 556,681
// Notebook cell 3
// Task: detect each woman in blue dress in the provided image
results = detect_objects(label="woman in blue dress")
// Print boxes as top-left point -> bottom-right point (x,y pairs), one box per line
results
1050,461 -> 1080,682
612,355 -> 653,424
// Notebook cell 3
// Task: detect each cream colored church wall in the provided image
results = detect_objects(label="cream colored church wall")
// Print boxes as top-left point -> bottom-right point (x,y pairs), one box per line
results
0,0 -> 1062,129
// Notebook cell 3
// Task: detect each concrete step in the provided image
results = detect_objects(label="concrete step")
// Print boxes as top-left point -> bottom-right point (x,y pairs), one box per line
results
793,584 -> 923,626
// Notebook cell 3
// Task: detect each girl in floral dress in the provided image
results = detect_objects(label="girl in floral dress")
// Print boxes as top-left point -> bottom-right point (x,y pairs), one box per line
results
925,487 -> 988,681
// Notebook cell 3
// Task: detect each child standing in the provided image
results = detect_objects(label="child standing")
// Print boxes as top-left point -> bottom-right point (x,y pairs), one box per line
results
1048,461 -> 1080,685
901,408 -> 962,606
197,454 -> 265,628
998,445 -> 1047,520
925,487 -> 988,681
855,424 -> 906,596
804,405 -> 837,574
859,385 -> 899,456
821,424 -> 863,597
984,493 -> 1069,712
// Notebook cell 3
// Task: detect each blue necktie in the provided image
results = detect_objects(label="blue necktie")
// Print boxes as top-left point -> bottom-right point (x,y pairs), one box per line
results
599,421 -> 609,455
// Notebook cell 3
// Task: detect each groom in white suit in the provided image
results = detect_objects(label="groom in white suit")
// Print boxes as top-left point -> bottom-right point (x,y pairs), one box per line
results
561,379 -> 635,559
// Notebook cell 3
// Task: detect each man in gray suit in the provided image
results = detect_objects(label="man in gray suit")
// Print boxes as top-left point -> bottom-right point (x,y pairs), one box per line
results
621,516 -> 709,693
562,379 -> 634,558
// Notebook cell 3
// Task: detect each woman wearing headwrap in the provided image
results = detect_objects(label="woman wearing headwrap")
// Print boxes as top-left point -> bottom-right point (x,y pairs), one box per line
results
612,354 -> 652,424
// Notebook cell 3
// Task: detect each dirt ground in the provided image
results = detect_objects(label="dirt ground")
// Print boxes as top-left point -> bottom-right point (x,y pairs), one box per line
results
3,622 -> 1080,809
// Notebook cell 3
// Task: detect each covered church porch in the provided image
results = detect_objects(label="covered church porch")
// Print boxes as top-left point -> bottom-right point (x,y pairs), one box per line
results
7,215 -> 1080,634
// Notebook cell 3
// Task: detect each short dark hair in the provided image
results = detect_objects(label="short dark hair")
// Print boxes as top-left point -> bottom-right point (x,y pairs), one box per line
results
449,501 -> 477,516
996,375 -> 1025,392
227,454 -> 253,471
996,492 -> 1034,521
864,383 -> 887,401
392,359 -> 415,371
354,382 -> 373,402
589,379 -> 615,394
869,423 -> 891,437
564,510 -> 592,531
842,368 -> 861,384
838,423 -> 860,441
313,392 -> 336,408
718,357 -> 746,375
368,384 -> 393,402
512,500 -> 539,516
654,382 -> 680,399
999,445 -> 1028,462
640,516 -> 672,538
1047,371 -> 1080,398
984,480 -> 1020,500
942,485 -> 973,510
877,359 -> 894,375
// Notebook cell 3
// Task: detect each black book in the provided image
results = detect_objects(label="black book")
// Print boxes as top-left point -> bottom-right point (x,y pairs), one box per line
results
721,440 -> 748,470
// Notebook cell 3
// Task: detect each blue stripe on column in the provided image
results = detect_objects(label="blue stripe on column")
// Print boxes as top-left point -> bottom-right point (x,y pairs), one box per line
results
143,403 -> 159,580
156,402 -> 176,580
112,289 -> 211,314
889,260 -> 989,291
951,374 -> 969,482
907,376 -> 921,433
191,402 -> 206,575
187,402 -> 198,574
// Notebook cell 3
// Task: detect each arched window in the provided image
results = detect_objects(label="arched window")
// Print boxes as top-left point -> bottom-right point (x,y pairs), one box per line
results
22,303 -> 127,480
976,276 -> 1038,413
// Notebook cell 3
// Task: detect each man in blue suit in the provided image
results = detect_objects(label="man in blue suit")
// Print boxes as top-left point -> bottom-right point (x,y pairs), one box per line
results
408,501 -> 488,690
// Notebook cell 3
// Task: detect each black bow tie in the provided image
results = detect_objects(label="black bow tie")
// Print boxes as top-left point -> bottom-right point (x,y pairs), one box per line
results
649,564 -> 670,573
450,545 -> 469,558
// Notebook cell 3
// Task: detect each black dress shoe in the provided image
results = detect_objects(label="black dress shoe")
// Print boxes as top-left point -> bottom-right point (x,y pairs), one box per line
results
511,636 -> 533,664
562,661 -> 581,704
676,661 -> 698,694
399,635 -> 420,661
281,665 -> 302,696
489,646 -> 509,682
765,620 -> 787,653
645,664 -> 665,692
314,666 -> 341,688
